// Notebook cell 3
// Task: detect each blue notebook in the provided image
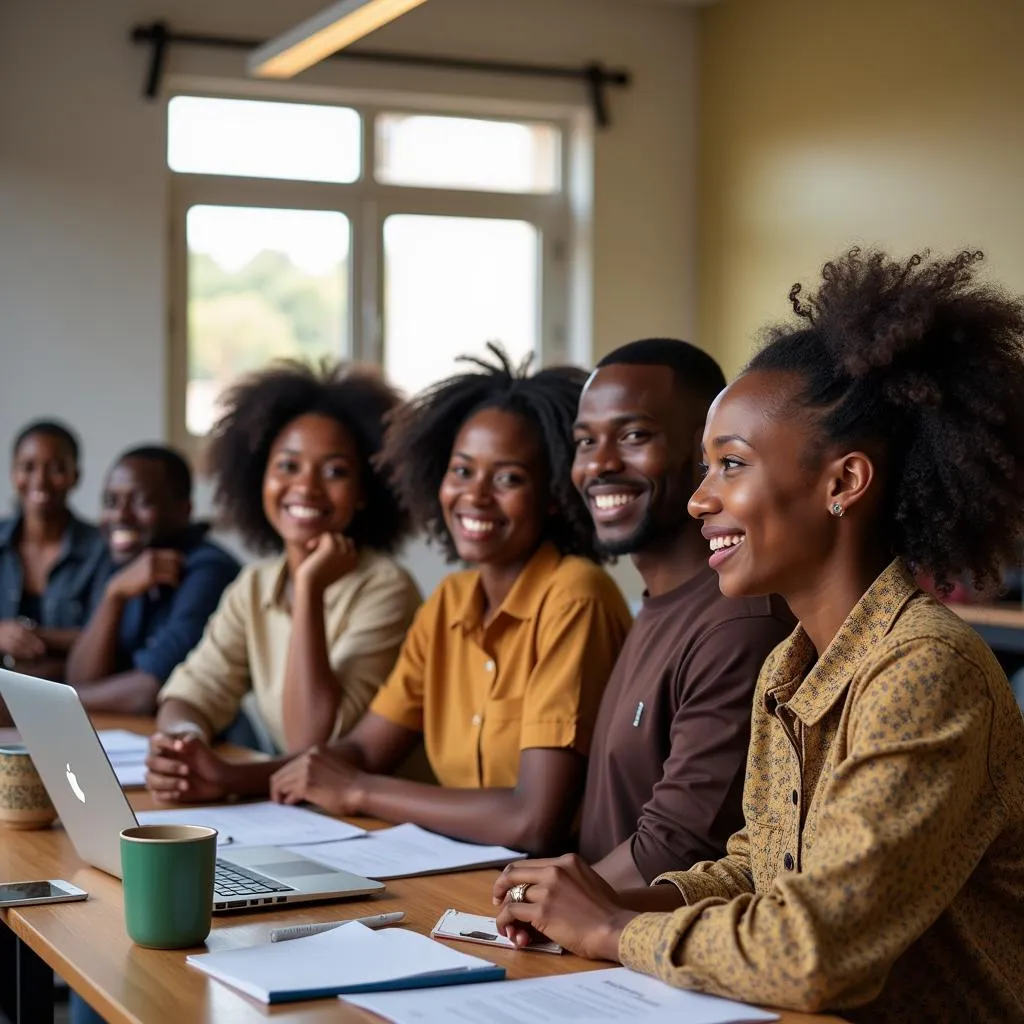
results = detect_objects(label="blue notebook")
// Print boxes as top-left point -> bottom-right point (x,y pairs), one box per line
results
186,921 -> 504,1004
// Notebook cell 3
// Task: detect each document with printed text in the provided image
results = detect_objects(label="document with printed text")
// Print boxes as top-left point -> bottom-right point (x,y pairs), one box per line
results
138,801 -> 366,847
286,822 -> 522,879
343,967 -> 779,1024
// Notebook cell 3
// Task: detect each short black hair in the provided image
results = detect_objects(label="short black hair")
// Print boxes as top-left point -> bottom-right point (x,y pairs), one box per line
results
380,343 -> 601,563
12,420 -> 80,465
748,247 -> 1024,593
598,338 -> 726,408
207,359 -> 410,555
114,445 -> 193,503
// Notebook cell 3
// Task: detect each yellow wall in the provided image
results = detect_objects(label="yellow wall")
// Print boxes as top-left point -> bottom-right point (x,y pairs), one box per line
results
697,0 -> 1024,375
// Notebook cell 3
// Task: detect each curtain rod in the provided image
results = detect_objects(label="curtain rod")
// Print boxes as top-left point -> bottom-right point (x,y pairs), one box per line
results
130,22 -> 631,127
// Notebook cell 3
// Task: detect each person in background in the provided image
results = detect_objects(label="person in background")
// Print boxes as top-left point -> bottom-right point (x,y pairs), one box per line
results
269,346 -> 633,856
65,445 -> 239,714
143,360 -> 421,793
572,339 -> 794,888
493,249 -> 1024,1022
0,420 -> 106,686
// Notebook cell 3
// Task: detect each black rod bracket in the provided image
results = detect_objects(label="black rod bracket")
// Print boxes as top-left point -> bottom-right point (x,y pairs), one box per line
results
130,22 -> 631,127
142,20 -> 169,99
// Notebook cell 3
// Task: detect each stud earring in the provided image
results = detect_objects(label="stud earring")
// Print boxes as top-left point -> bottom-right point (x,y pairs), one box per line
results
830,502 -> 844,518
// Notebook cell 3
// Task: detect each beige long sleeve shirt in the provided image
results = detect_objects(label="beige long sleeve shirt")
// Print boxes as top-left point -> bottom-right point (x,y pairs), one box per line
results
158,549 -> 421,753
619,560 -> 1024,1022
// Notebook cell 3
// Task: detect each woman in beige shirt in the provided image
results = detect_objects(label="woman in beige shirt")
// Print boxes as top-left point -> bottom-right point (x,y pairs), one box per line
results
144,361 -> 421,801
494,249 -> 1024,1022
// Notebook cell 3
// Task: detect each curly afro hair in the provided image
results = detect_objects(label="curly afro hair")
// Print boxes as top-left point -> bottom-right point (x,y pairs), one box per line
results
380,343 -> 601,563
748,247 -> 1024,593
206,359 -> 410,555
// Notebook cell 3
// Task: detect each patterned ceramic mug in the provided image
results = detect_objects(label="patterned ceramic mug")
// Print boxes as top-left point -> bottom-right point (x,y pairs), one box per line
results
0,744 -> 57,830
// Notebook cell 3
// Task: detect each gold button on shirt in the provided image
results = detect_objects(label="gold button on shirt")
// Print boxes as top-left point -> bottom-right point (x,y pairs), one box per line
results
619,560 -> 1024,1022
370,542 -> 632,789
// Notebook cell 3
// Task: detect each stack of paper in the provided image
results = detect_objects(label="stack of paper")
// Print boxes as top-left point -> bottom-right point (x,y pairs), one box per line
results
187,921 -> 504,1003
137,801 -> 366,848
284,823 -> 522,879
97,729 -> 150,788
344,968 -> 779,1023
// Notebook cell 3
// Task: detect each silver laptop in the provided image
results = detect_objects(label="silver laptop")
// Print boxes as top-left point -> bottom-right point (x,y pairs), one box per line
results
0,669 -> 384,912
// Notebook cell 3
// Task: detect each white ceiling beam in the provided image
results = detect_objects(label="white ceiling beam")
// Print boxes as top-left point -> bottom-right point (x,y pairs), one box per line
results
249,0 -> 430,80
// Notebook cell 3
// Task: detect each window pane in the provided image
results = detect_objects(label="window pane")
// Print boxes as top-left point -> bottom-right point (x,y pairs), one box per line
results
186,205 -> 350,435
376,114 -> 560,193
168,97 -> 360,183
383,215 -> 539,397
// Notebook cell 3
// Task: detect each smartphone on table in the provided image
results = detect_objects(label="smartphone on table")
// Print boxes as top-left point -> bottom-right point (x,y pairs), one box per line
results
0,880 -> 88,907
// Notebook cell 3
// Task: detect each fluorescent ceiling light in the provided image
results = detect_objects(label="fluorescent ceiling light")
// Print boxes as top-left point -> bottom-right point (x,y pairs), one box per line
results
249,0 -> 430,79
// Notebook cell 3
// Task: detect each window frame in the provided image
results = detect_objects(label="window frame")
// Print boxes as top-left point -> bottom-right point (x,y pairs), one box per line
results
166,86 -> 587,454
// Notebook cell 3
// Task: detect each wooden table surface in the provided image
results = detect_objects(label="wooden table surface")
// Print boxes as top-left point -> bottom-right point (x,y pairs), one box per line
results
0,715 -> 844,1024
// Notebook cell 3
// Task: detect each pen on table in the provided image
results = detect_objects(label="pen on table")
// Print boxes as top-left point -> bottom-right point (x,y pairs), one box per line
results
270,912 -> 405,942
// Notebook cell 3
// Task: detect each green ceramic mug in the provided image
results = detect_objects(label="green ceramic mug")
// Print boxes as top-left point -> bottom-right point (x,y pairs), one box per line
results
120,824 -> 217,949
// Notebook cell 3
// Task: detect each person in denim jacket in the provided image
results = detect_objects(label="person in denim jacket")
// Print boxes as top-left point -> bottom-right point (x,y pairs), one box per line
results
0,420 -> 106,687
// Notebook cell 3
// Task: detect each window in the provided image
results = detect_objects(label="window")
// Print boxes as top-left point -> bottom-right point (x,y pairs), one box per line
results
185,205 -> 350,435
168,97 -> 361,182
375,114 -> 560,193
169,95 -> 580,447
383,215 -> 539,397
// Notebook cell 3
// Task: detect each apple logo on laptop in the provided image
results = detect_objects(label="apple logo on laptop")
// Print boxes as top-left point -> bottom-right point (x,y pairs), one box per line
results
65,763 -> 86,803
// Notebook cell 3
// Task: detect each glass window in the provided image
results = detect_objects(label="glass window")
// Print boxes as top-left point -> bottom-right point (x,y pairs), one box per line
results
376,114 -> 560,193
185,205 -> 350,435
168,97 -> 361,183
383,214 -> 539,397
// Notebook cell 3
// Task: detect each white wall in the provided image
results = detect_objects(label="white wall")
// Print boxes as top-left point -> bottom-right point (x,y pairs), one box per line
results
0,0 -> 698,598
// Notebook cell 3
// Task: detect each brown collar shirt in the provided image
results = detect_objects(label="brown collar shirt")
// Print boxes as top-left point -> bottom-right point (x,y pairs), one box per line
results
619,560 -> 1024,1022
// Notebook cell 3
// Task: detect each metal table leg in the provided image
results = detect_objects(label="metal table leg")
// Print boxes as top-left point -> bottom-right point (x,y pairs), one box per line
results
15,934 -> 54,1024
0,922 -> 54,1024
0,921 -> 15,1022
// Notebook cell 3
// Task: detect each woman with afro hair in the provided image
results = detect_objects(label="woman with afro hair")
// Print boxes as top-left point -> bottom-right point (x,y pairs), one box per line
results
494,250 -> 1024,1022
270,345 -> 632,855
144,361 -> 421,801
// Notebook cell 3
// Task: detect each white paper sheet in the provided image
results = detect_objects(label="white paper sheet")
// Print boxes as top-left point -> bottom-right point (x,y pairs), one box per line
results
137,801 -> 366,848
187,921 -> 500,1003
112,761 -> 148,787
343,968 -> 779,1024
97,729 -> 150,755
97,729 -> 150,789
285,823 -> 522,879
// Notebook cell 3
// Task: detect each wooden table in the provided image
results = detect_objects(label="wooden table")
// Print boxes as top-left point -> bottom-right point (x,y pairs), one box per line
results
950,602 -> 1024,654
0,716 -> 844,1024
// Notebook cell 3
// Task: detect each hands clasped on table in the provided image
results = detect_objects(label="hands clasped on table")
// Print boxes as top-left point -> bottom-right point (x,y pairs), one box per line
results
269,746 -> 367,817
145,732 -> 235,802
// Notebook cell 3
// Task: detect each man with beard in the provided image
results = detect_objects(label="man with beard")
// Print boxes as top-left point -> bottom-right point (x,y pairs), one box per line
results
572,339 -> 794,887
65,445 -> 238,713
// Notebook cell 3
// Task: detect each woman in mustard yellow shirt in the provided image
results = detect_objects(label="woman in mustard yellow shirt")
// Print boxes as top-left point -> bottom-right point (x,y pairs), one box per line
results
493,250 -> 1024,1022
271,346 -> 632,855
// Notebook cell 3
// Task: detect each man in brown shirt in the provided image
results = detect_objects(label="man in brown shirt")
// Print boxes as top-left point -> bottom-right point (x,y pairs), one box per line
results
573,339 -> 794,887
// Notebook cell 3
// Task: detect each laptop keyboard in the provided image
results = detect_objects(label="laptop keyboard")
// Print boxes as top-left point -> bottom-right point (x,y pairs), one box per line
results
214,860 -> 296,899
